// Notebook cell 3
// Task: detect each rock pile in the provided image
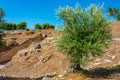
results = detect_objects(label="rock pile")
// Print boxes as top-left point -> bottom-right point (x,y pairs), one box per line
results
18,42 -> 42,57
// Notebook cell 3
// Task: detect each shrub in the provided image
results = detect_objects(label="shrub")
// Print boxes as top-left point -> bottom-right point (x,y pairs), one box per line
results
56,4 -> 112,69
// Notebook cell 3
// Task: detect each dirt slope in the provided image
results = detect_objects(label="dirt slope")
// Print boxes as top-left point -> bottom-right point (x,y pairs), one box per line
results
0,21 -> 120,79
0,29 -> 70,78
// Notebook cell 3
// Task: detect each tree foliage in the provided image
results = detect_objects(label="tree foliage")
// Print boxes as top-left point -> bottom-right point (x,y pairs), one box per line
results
42,23 -> 55,29
0,8 -> 5,23
56,4 -> 112,69
17,21 -> 27,30
108,7 -> 120,21
0,8 -> 5,48
34,23 -> 42,30
0,22 -> 17,30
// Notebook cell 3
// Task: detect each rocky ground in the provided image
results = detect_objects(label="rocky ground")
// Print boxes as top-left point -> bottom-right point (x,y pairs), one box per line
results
0,22 -> 120,80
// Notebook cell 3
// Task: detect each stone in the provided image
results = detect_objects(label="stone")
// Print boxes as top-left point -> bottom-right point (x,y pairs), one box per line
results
36,49 -> 41,52
95,59 -> 101,62
42,76 -> 50,80
48,45 -> 52,48
26,31 -> 34,35
58,74 -> 64,78
39,54 -> 52,63
34,43 -> 41,49
18,49 -> 28,56
104,59 -> 111,63
6,40 -> 18,47
43,34 -> 47,39
29,42 -> 42,53
112,56 -> 115,60
94,62 -> 101,65
18,39 -> 29,45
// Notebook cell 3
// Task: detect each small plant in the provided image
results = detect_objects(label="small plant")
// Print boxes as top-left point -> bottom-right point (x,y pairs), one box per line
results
56,4 -> 112,70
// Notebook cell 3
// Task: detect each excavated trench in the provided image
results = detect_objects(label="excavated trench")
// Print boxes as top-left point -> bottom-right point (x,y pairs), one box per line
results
0,32 -> 46,79
0,33 -> 44,63
0,30 -> 69,80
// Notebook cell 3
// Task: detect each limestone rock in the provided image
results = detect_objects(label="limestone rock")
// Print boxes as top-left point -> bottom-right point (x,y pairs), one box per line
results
18,49 -> 28,56
29,42 -> 41,52
39,54 -> 52,63
6,40 -> 18,47
43,34 -> 47,39
25,31 -> 34,35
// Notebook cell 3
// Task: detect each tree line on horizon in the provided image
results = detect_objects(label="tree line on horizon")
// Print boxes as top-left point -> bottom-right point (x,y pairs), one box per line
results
0,8 -> 54,30
0,22 -> 55,30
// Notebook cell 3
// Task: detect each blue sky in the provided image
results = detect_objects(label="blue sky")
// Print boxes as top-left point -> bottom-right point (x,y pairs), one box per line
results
0,0 -> 120,29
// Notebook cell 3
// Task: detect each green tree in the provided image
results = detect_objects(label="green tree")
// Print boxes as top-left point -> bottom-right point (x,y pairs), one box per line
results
0,8 -> 5,48
34,23 -> 42,30
17,21 -> 27,30
42,23 -> 54,29
118,13 -> 120,20
108,7 -> 120,21
0,22 -> 9,30
0,8 -> 5,23
0,22 -> 17,30
56,4 -> 112,70
11,23 -> 17,30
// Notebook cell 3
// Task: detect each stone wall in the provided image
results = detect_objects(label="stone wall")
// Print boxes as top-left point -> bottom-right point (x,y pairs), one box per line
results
0,33 -> 43,63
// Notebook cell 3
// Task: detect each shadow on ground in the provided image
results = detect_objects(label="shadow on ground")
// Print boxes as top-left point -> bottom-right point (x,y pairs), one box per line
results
80,65 -> 120,79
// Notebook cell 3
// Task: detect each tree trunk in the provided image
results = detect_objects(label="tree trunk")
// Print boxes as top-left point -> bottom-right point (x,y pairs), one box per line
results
68,61 -> 83,73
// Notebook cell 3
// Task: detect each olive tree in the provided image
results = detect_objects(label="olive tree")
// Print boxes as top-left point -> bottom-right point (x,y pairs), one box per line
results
0,8 -> 5,48
56,4 -> 112,70
0,8 -> 5,23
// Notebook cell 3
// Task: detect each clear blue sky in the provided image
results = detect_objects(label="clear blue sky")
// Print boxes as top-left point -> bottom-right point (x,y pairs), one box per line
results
0,0 -> 120,29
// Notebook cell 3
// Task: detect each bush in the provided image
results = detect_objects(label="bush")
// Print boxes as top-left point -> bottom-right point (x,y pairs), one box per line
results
56,4 -> 112,69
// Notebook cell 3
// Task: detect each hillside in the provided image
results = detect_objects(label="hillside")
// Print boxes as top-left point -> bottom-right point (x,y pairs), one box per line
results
0,22 -> 120,80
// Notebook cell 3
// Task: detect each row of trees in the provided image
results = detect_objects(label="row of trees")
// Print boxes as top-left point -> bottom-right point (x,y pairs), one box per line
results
0,22 -> 55,30
0,8 -> 54,30
0,21 -> 27,30
108,8 -> 120,21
